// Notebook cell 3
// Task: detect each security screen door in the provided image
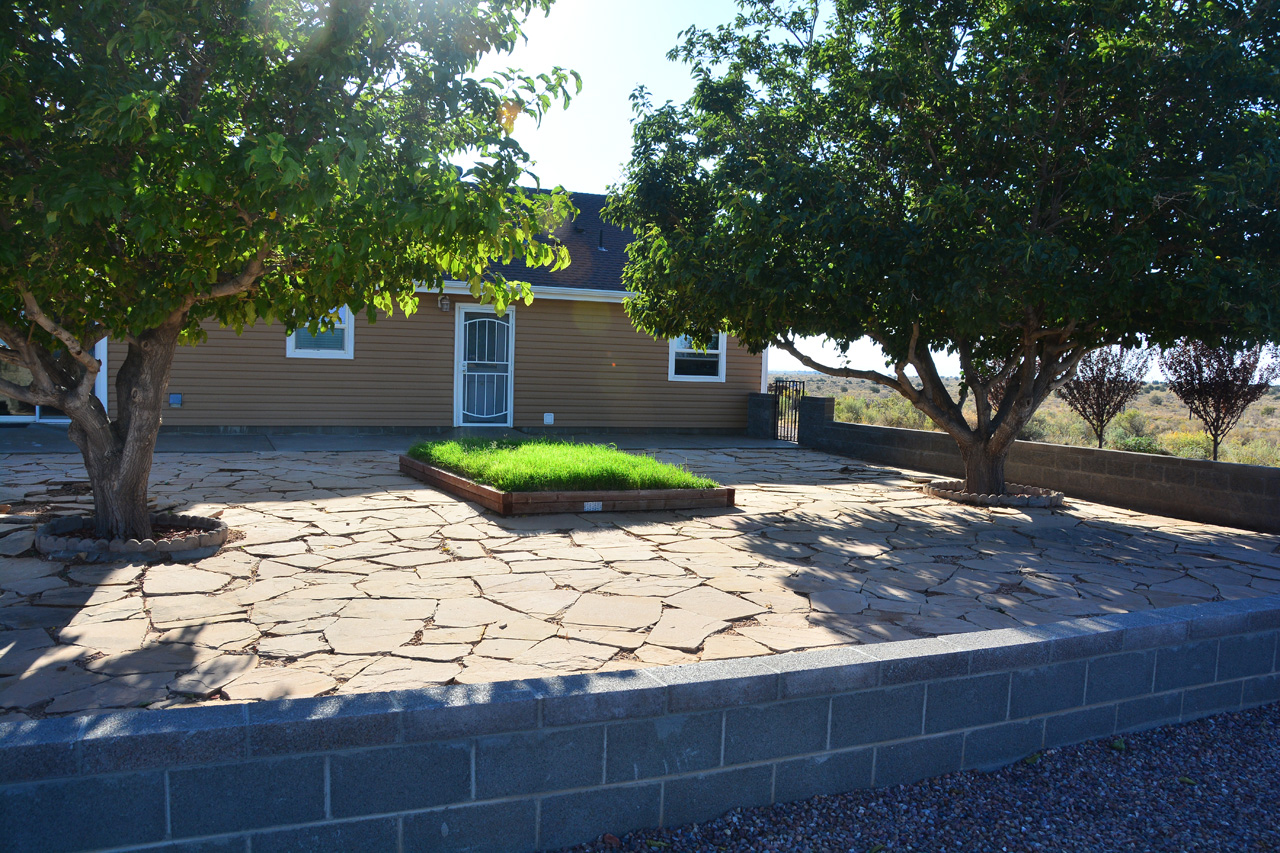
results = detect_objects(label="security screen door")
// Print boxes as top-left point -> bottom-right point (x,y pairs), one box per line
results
455,306 -> 513,426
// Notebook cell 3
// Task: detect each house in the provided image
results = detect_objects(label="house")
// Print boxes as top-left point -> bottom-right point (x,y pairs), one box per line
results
94,193 -> 764,433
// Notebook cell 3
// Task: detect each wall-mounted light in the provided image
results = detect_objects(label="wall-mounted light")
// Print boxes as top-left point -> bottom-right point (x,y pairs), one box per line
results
438,295 -> 452,312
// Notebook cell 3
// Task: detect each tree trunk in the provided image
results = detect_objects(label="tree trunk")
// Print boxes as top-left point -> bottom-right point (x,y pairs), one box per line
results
961,440 -> 1009,496
65,323 -> 183,540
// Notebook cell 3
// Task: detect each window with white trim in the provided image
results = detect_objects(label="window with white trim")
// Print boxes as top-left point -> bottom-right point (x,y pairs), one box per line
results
668,334 -> 727,382
286,306 -> 354,359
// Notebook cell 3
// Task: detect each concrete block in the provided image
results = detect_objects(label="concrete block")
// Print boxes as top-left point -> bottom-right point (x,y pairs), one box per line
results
1116,610 -> 1191,651
938,628 -> 1051,675
1044,706 -> 1116,749
724,697 -> 829,764
251,817 -> 398,853
402,800 -> 537,853
246,693 -> 399,757
1243,674 -> 1280,706
0,771 -> 166,853
874,733 -> 963,787
0,715 -> 79,784
330,741 -> 471,818
1116,693 -> 1182,734
1034,620 -> 1124,662
1188,603 -> 1253,640
1181,682 -> 1243,720
1085,651 -> 1155,704
1217,633 -> 1278,680
606,711 -> 722,783
1244,603 -> 1280,632
475,726 -> 604,799
962,719 -> 1045,770
80,704 -> 247,775
662,765 -> 773,828
859,638 -> 970,685
1153,641 -> 1219,692
649,658 -> 779,713
169,755 -> 325,836
830,684 -> 926,748
924,673 -> 1010,734
774,748 -> 874,803
538,671 -> 666,727
539,783 -> 662,850
148,839 -> 248,853
1009,661 -> 1087,719
773,647 -> 879,699
401,682 -> 540,744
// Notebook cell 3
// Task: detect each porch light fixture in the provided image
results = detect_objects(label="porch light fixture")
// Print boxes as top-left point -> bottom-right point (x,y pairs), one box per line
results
438,295 -> 452,312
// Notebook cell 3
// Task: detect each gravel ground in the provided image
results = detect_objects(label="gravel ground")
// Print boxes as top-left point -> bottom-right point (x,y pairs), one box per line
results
556,702 -> 1280,853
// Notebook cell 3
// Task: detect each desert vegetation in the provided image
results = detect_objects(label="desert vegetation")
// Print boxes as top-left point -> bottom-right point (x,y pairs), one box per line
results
774,372 -> 1280,468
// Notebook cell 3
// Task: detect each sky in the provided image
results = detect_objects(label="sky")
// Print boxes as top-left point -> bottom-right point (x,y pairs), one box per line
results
471,0 -> 925,376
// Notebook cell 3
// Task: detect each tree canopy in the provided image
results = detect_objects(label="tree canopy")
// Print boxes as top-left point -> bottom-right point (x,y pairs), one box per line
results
0,0 -> 577,537
607,0 -> 1280,493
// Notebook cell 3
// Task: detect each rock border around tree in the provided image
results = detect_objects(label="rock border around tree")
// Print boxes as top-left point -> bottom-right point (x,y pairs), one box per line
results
34,512 -> 229,562
399,455 -> 735,516
923,480 -> 1065,508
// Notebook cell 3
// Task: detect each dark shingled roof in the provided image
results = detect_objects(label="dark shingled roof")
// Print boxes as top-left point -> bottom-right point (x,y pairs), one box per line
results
495,192 -> 631,292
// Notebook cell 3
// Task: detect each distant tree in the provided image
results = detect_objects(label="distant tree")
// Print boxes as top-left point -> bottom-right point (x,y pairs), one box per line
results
1158,342 -> 1280,460
606,0 -> 1280,495
0,0 -> 576,539
1058,347 -> 1151,448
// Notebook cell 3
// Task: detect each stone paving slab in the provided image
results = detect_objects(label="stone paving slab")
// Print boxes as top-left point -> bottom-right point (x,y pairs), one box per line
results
0,446 -> 1278,718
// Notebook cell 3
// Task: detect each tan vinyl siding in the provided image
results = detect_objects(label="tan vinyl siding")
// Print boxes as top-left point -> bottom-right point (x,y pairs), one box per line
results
107,298 -> 760,429
512,300 -> 757,429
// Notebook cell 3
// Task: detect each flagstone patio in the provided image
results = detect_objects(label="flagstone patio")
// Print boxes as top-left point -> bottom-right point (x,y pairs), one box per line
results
2,445 -> 1278,720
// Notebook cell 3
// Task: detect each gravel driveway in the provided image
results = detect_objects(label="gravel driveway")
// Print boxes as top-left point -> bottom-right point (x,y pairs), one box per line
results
555,701 -> 1279,853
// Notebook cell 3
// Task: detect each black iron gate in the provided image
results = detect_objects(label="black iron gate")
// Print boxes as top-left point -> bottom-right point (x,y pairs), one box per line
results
769,379 -> 805,441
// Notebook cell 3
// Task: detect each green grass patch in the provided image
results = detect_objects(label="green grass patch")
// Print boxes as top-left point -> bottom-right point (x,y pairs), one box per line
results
406,438 -> 721,493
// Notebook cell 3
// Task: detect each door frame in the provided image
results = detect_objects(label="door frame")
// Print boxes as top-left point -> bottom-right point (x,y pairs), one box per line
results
452,304 -> 515,428
0,338 -> 108,423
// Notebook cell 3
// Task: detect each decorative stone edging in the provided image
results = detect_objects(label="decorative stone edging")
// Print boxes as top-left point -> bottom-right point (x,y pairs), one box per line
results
924,479 -> 1065,508
35,512 -> 229,562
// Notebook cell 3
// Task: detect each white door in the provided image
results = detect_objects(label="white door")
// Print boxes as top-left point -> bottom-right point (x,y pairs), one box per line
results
454,306 -> 514,427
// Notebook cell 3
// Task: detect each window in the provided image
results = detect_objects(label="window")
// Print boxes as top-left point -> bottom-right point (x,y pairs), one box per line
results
669,333 -> 727,382
286,307 -> 354,359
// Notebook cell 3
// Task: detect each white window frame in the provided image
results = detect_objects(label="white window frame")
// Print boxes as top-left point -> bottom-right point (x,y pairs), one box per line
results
668,333 -> 727,383
0,339 -> 108,422
286,306 -> 354,359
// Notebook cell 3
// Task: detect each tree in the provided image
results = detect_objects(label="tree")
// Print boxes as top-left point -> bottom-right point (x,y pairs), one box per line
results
1158,341 -> 1280,461
1057,346 -> 1151,448
606,0 -> 1280,494
1,0 -> 577,539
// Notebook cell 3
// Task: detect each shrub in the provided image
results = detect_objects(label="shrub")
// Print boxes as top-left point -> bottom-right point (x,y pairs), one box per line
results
1113,409 -> 1150,438
1150,394 -> 1164,406
1225,438 -> 1280,467
1018,414 -> 1051,442
1115,435 -> 1163,454
1162,430 -> 1213,459
1262,405 -> 1277,417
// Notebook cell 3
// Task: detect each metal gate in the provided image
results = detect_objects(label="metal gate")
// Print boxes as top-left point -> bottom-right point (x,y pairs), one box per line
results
769,379 -> 804,441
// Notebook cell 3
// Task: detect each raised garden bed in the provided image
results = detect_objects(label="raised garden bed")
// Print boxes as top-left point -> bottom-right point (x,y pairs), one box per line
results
399,439 -> 734,515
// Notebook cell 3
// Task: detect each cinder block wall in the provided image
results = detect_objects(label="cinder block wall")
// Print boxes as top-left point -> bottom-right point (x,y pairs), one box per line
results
797,396 -> 1280,534
2,598 -> 1278,853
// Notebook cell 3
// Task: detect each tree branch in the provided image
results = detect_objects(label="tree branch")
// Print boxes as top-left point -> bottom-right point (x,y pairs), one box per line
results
772,335 -> 903,390
18,286 -> 102,373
